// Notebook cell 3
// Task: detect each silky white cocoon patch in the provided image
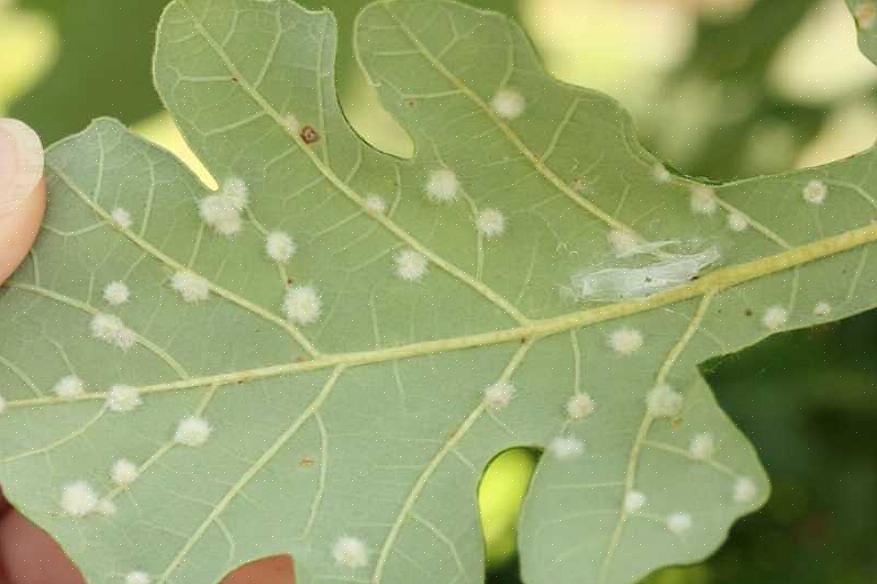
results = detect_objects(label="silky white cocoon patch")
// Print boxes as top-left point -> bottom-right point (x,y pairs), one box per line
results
111,459 -> 139,487
476,208 -> 506,239
608,327 -> 644,356
689,433 -> 715,461
53,375 -> 85,399
60,481 -> 99,517
265,231 -> 296,263
689,185 -> 717,215
103,281 -> 130,306
107,385 -> 142,413
727,212 -> 749,232
491,88 -> 526,120
125,571 -> 152,584
90,313 -> 136,350
425,169 -> 460,203
566,393 -> 596,420
548,436 -> 585,460
802,180 -> 828,205
646,384 -> 684,418
364,195 -> 388,214
483,381 -> 516,410
624,490 -> 647,513
174,416 -> 212,447
607,229 -> 639,258
394,249 -> 428,282
283,285 -> 322,325
332,536 -> 369,568
111,207 -> 133,229
733,476 -> 758,504
171,271 -> 210,303
813,302 -> 832,317
666,512 -> 692,534
761,306 -> 788,330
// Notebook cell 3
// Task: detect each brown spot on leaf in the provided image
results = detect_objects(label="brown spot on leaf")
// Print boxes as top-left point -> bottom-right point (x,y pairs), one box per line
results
300,126 -> 320,144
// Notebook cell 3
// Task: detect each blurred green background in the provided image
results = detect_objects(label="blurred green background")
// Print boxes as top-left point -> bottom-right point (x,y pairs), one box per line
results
1,0 -> 876,582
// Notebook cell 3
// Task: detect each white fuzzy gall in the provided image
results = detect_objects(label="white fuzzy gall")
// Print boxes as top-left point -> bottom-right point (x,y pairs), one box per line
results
125,571 -> 152,584
802,179 -> 828,205
171,271 -> 210,303
107,385 -> 142,413
646,384 -> 684,418
652,163 -> 672,184
364,195 -> 388,214
265,231 -> 296,263
689,185 -> 718,216
727,211 -> 749,232
813,302 -> 832,317
689,432 -> 715,461
548,436 -> 585,460
60,481 -> 99,517
425,169 -> 460,203
483,381 -> 516,411
733,476 -> 758,504
608,327 -> 644,356
491,88 -> 526,120
624,490 -> 647,513
394,249 -> 428,282
666,512 -> 693,534
761,306 -> 788,331
111,459 -> 139,488
332,536 -> 369,569
283,285 -> 322,325
103,281 -> 130,306
199,194 -> 243,236
111,208 -> 133,229
565,393 -> 596,420
53,375 -> 85,399
90,313 -> 136,350
476,208 -> 506,239
174,416 -> 212,447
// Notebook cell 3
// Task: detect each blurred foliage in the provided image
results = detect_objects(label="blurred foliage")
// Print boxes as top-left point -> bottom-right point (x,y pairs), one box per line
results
3,0 -> 877,582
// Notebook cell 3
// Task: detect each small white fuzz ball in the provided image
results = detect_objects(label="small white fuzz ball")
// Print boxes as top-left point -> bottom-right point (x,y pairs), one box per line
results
483,381 -> 516,410
60,481 -> 98,517
727,212 -> 749,232
425,169 -> 460,203
265,231 -> 296,263
282,113 -> 301,134
652,163 -> 672,184
689,433 -> 715,461
364,195 -> 388,214
646,384 -> 684,418
666,512 -> 693,534
491,88 -> 526,120
111,208 -> 133,229
125,571 -> 152,584
802,180 -> 828,205
53,375 -> 85,399
283,285 -> 322,325
761,306 -> 788,331
171,271 -> 210,303
733,476 -> 758,504
690,185 -> 718,216
476,208 -> 506,239
174,416 -> 212,447
111,459 -> 139,488
332,536 -> 369,569
855,2 -> 877,30
199,195 -> 242,235
548,436 -> 585,460
607,229 -> 639,258
96,499 -> 117,516
565,393 -> 596,420
107,385 -> 142,413
103,281 -> 130,306
394,249 -> 428,282
624,490 -> 647,513
608,327 -> 644,356
813,302 -> 832,317
0,394 -> 6,415
90,314 -> 136,350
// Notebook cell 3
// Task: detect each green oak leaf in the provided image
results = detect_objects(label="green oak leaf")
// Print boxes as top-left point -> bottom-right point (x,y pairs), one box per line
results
2,1 -> 877,583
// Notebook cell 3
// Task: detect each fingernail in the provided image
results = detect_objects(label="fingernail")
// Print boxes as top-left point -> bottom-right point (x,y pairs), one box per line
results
0,118 -> 44,214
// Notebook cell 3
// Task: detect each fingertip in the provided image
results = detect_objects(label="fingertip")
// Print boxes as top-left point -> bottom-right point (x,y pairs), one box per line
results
0,510 -> 85,584
222,555 -> 295,584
